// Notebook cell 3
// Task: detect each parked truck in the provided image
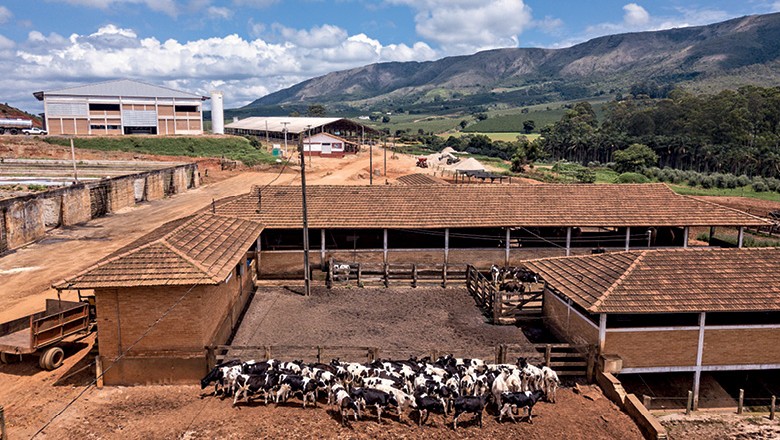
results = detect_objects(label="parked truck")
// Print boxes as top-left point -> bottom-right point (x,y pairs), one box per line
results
0,118 -> 34,135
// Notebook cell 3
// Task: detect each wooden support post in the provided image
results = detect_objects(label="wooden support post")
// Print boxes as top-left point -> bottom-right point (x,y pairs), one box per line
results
321,229 -> 326,267
383,229 -> 388,264
693,312 -> 706,411
544,344 -> 552,367
383,263 -> 389,288
492,288 -> 501,323
317,346 -> 322,363
738,226 -> 744,248
0,405 -> 6,440
412,264 -> 418,288
625,227 -> 631,251
264,345 -> 271,360
499,344 -> 507,364
495,345 -> 502,364
326,257 -> 333,288
738,389 -> 744,414
95,355 -> 104,389
770,395 -> 776,421
683,226 -> 689,248
709,226 -> 715,242
256,236 -> 262,277
686,391 -> 693,415
566,227 -> 572,257
643,395 -> 652,409
206,346 -> 216,370
442,264 -> 448,288
444,228 -> 450,265
505,228 -> 511,266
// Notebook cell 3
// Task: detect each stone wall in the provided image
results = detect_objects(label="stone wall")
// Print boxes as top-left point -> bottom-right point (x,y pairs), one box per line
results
0,163 -> 198,255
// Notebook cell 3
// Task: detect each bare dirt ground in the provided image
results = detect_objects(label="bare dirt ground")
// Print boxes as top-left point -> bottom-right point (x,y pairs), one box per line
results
233,286 -> 533,361
693,196 -> 780,217
660,412 -> 780,440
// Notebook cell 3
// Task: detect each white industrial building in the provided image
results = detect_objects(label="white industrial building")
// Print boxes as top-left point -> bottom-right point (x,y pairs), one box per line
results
33,79 -> 209,136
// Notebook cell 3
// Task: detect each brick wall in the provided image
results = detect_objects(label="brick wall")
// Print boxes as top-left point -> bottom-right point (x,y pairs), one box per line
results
61,185 -> 92,225
108,177 -> 136,212
41,195 -> 62,227
542,289 -> 599,345
144,172 -> 165,201
702,328 -> 780,366
604,330 -> 698,368
172,167 -> 188,194
4,199 -> 45,249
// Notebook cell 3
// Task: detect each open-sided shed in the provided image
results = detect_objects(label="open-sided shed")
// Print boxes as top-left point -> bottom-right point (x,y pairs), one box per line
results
523,247 -> 780,409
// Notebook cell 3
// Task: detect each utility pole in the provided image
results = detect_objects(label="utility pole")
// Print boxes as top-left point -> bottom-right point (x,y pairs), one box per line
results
298,135 -> 311,297
265,119 -> 269,146
365,126 -> 372,185
282,121 -> 290,157
383,135 -> 387,177
70,139 -> 79,183
306,125 -> 312,167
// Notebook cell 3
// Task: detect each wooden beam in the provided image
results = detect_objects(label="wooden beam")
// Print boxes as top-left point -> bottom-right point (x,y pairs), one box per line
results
693,312 -> 706,410
444,228 -> 450,264
598,313 -> 607,353
683,226 -> 689,248
383,229 -> 388,264
625,227 -> 631,251
505,228 -> 511,266
321,229 -> 326,266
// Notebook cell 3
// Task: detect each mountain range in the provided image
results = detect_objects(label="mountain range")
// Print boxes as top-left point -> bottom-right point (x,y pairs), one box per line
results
236,12 -> 780,116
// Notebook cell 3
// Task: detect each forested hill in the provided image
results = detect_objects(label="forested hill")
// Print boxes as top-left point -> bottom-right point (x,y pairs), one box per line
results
243,12 -> 780,114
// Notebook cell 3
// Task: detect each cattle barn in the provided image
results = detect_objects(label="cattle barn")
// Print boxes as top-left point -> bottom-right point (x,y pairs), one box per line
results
33,79 -> 208,136
215,183 -> 767,278
224,116 -> 375,156
55,214 -> 263,385
55,183 -> 767,385
523,247 -> 780,409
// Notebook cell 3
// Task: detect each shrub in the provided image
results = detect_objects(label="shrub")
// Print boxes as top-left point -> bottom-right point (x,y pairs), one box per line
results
687,173 -> 702,187
724,174 -> 738,189
576,169 -> 597,183
616,172 -> 650,184
752,180 -> 769,192
701,175 -> 715,189
737,174 -> 751,187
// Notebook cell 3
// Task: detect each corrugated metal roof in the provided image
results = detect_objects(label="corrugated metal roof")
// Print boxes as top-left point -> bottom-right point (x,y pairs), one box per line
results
225,117 -> 361,134
35,79 -> 207,100
524,247 -> 780,313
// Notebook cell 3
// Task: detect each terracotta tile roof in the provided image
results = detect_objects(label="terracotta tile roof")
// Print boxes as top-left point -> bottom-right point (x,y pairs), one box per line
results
523,247 -> 780,313
396,174 -> 449,185
55,214 -> 264,289
213,183 -> 767,229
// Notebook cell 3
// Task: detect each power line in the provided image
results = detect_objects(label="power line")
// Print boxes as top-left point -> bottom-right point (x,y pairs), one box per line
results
31,276 -> 209,439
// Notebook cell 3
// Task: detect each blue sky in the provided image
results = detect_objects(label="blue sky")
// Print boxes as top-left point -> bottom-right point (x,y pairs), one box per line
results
1,0 -> 779,112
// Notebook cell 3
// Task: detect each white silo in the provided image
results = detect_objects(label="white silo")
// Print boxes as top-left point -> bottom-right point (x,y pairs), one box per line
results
211,91 -> 224,135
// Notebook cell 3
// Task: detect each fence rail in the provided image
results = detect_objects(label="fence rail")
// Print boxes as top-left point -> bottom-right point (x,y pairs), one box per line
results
205,342 -> 596,380
466,265 -> 545,324
642,389 -> 777,417
326,259 -> 466,288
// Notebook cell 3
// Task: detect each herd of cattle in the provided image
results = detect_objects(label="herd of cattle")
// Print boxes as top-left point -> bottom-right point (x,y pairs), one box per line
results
201,354 -> 560,429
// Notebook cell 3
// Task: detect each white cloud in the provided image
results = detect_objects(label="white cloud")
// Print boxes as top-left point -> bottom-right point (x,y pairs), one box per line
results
623,3 -> 650,26
772,2 -> 780,12
6,24 -> 438,112
50,0 -> 179,17
232,0 -> 278,7
0,6 -> 13,24
207,6 -> 233,20
532,16 -> 564,35
271,24 -> 348,49
387,0 -> 532,54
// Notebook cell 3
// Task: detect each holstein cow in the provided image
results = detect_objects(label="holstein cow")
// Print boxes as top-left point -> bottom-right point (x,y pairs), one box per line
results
276,374 -> 323,408
331,384 -> 360,426
413,391 -> 447,427
498,390 -> 545,423
541,366 -> 560,403
350,388 -> 398,423
200,360 -> 242,396
452,395 -> 488,430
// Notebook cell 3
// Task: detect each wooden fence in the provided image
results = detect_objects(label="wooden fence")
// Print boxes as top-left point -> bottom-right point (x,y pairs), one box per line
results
466,265 -> 545,324
326,259 -> 466,288
205,342 -> 596,380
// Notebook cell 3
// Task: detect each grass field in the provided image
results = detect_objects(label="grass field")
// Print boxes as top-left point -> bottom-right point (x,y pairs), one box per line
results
668,184 -> 780,202
44,136 -> 277,166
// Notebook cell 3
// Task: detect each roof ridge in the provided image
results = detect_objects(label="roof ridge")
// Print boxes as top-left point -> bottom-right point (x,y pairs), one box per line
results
158,240 -> 220,283
41,78 -> 205,98
589,250 -> 647,312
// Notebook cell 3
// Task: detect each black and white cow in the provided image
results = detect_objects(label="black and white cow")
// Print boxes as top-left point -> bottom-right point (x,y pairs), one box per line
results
331,384 -> 360,426
350,388 -> 398,423
200,360 -> 242,395
498,390 -> 545,423
276,374 -> 323,408
452,395 -> 488,429
414,391 -> 447,427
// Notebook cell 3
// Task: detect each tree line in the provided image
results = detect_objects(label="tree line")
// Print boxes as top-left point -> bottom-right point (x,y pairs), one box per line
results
541,86 -> 780,178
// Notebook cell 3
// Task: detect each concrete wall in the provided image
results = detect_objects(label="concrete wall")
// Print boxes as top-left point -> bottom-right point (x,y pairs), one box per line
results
597,372 -> 668,440
604,330 -> 698,368
0,163 -> 198,255
543,289 -> 600,345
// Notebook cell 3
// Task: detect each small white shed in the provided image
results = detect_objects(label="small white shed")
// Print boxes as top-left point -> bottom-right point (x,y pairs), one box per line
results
303,132 -> 354,157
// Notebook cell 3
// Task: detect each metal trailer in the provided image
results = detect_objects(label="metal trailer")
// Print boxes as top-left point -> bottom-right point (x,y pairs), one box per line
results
0,118 -> 34,135
0,299 -> 92,370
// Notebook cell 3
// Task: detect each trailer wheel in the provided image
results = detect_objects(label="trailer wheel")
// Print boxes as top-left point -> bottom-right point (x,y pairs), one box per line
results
9,128 -> 18,135
40,347 -> 65,370
1,352 -> 21,364
0,128 -> 5,135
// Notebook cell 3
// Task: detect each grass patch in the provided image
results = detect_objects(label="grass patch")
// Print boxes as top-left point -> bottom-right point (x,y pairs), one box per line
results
43,136 -> 277,167
668,184 -> 780,203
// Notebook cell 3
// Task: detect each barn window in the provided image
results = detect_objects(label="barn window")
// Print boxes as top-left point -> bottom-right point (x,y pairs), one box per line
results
175,105 -> 198,112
